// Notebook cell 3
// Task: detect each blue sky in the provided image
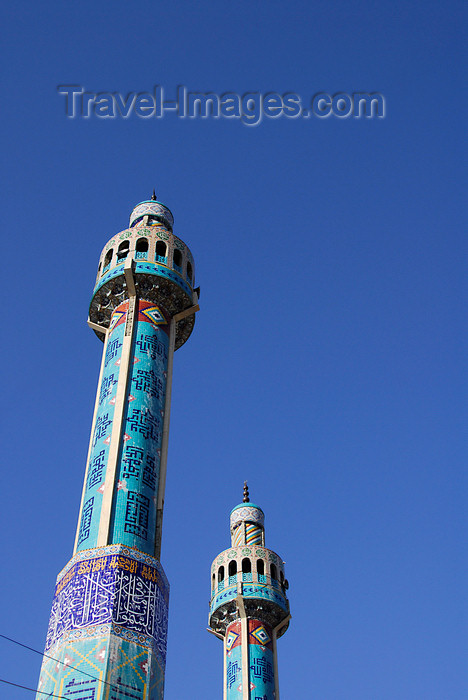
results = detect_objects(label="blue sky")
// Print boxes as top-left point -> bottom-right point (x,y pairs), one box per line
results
1,0 -> 466,698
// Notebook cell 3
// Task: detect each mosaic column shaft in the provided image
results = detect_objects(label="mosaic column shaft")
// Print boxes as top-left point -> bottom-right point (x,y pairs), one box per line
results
225,618 -> 276,700
75,297 -> 171,555
37,197 -> 199,700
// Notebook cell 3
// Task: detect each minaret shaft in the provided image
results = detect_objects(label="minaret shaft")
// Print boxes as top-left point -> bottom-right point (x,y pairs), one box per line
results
225,618 -> 277,700
74,295 -> 171,556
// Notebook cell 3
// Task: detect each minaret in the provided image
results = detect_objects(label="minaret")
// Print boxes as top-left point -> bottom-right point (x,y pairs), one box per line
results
208,484 -> 291,700
36,195 -> 199,700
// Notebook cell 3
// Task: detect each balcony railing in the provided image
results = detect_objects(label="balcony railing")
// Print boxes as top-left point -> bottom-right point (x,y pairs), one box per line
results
156,254 -> 167,264
135,251 -> 148,260
102,263 -> 110,274
215,572 -> 282,594
173,262 -> 182,273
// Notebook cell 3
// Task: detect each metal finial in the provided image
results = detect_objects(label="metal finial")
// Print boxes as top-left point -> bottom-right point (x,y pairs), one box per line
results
243,481 -> 250,503
151,189 -> 157,201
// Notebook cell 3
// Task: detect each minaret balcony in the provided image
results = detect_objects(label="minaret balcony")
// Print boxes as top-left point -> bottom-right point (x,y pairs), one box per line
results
210,576 -> 289,619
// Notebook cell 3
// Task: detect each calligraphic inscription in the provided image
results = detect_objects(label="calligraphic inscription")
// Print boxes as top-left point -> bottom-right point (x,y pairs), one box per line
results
126,408 -> 160,441
111,306 -> 169,553
77,497 -> 94,546
64,676 -> 98,700
87,450 -> 106,490
46,553 -> 169,664
93,413 -> 112,446
121,446 -> 157,489
124,491 -> 150,539
132,368 -> 163,400
99,372 -> 117,405
135,333 -> 167,360
77,304 -> 124,552
105,337 -> 123,367
227,660 -> 241,690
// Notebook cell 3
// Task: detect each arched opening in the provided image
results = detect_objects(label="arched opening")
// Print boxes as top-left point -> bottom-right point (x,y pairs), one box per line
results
212,573 -> 216,592
96,262 -> 102,280
103,249 -> 113,272
242,558 -> 252,582
186,261 -> 193,283
117,241 -> 129,262
156,240 -> 167,262
173,248 -> 182,270
228,560 -> 237,576
218,566 -> 225,590
135,238 -> 148,260
136,238 -> 149,252
270,563 -> 278,582
256,559 -> 265,575
228,560 -> 237,584
147,215 -> 162,226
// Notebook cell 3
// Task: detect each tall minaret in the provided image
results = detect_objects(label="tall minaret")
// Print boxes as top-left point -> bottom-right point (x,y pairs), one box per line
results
208,484 -> 291,700
36,195 -> 199,700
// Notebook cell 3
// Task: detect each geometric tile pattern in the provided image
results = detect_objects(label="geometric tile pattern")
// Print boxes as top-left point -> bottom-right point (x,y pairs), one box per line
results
250,623 -> 271,647
130,202 -> 174,229
225,629 -> 240,652
248,620 -> 274,699
36,632 -> 166,700
140,304 -> 169,328
232,524 -> 244,547
230,505 -> 264,531
245,523 -> 263,546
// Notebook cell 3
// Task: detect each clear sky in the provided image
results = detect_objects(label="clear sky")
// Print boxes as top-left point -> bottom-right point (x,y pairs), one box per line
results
1,0 -> 466,698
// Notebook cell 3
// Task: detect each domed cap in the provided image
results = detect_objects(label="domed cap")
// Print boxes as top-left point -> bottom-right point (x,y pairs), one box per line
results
129,191 -> 174,229
230,482 -> 265,533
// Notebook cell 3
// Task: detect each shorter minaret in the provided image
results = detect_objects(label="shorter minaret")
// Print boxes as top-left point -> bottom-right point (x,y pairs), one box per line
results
208,484 -> 291,699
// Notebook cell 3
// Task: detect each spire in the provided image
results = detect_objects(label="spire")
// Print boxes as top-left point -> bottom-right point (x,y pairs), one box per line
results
151,189 -> 157,201
243,481 -> 250,503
